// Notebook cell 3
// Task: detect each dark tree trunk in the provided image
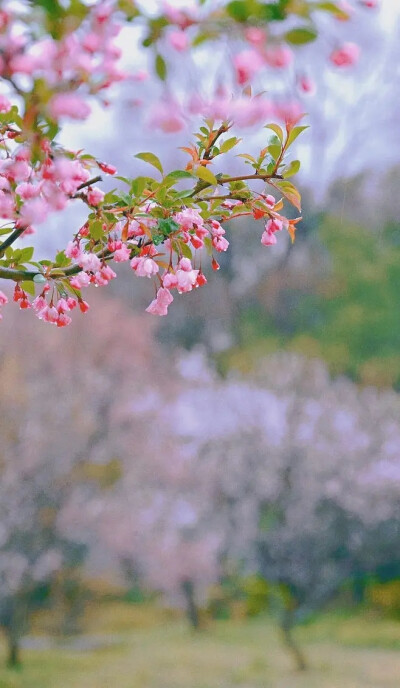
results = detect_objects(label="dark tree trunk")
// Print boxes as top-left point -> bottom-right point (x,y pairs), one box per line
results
4,597 -> 25,669
6,636 -> 21,669
280,607 -> 308,671
181,579 -> 200,630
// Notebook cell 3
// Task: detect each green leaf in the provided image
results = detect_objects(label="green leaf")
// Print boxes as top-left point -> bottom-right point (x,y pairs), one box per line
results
268,144 -> 282,161
157,218 -> 179,236
314,1 -> 349,20
155,53 -> 167,81
285,27 -> 318,45
164,170 -> 194,184
20,280 -> 36,296
237,153 -> 256,164
287,125 -> 309,147
89,220 -> 104,241
55,250 -> 70,267
275,180 -> 302,211
179,241 -> 193,260
19,246 -> 34,262
135,152 -> 163,176
265,123 -> 283,143
130,176 -> 152,197
195,166 -> 218,186
174,189 -> 196,200
220,137 -> 241,154
226,0 -> 254,22
282,160 -> 301,178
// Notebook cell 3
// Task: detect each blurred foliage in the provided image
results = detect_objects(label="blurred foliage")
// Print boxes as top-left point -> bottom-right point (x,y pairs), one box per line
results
208,574 -> 269,620
220,215 -> 400,388
368,580 -> 400,620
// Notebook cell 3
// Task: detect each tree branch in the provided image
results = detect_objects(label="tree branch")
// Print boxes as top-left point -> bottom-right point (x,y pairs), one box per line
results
0,266 -> 39,281
0,228 -> 26,257
76,175 -> 102,192
219,172 -> 283,184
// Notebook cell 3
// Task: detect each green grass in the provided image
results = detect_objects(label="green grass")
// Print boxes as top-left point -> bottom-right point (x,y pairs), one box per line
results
0,605 -> 400,688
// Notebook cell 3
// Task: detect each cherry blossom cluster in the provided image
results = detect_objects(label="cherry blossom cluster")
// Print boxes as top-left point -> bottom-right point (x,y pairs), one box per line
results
0,3 -> 124,119
0,0 -> 377,326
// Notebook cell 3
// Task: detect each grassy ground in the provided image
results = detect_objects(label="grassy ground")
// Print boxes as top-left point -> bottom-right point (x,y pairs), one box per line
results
0,604 -> 400,688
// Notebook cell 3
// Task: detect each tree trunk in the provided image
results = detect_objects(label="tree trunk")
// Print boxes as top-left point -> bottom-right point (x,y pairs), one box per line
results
181,579 -> 200,630
6,636 -> 21,669
280,607 -> 308,671
3,595 -> 26,669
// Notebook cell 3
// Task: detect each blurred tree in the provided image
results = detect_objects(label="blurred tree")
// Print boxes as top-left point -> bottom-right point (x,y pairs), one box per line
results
158,351 -> 400,668
0,294 -> 166,665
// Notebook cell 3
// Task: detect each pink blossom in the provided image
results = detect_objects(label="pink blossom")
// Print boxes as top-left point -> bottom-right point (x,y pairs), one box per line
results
78,252 -> 102,272
92,271 -> 108,286
261,230 -> 277,246
330,43 -> 360,67
41,183 -> 68,211
190,234 -> 204,249
98,161 -> 117,175
87,187 -> 105,206
233,50 -> 264,85
244,27 -> 267,47
196,272 -> 207,287
274,100 -> 304,127
264,194 -> 276,208
130,256 -> 159,278
212,235 -> 229,252
163,272 -> 179,289
336,0 -> 354,17
100,265 -> 117,281
67,297 -> 78,310
114,244 -> 130,262
70,271 -> 91,289
146,287 -> 173,316
297,75 -> 316,95
16,182 -> 40,200
0,290 -> 8,306
44,158 -> 90,194
15,148 -> 30,162
0,95 -> 11,113
210,220 -> 229,252
264,45 -> 293,68
231,97 -> 273,128
5,160 -> 31,182
0,191 -> 14,218
65,241 -> 82,261
174,208 -> 204,231
127,220 -> 146,238
19,197 -> 48,226
131,70 -> 149,82
175,258 -> 198,293
9,53 -> 37,75
56,312 -> 72,327
56,297 -> 71,312
168,30 -> 189,52
148,102 -> 186,134
210,220 -> 224,237
79,299 -> 90,313
82,32 -> 102,53
42,305 -> 59,323
48,93 -> 91,120
32,295 -> 47,316
265,218 -> 283,234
